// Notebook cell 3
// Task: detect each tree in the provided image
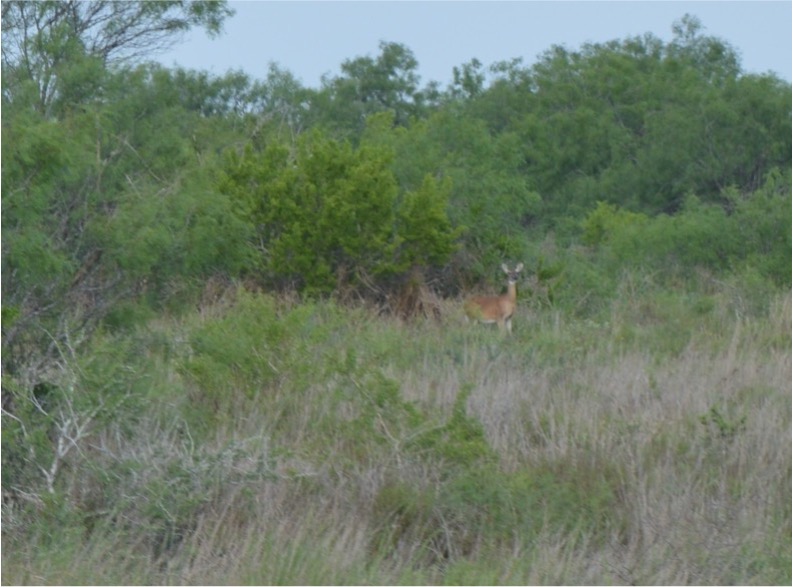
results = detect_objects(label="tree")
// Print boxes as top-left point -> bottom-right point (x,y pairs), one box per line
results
482,20 -> 792,222
309,41 -> 431,138
2,1 -> 237,381
218,129 -> 461,300
2,0 -> 233,114
396,174 -> 463,272
219,132 -> 399,294
449,58 -> 486,100
667,14 -> 740,84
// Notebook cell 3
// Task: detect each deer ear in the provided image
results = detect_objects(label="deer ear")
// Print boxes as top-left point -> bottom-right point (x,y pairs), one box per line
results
515,263 -> 524,272
501,263 -> 509,274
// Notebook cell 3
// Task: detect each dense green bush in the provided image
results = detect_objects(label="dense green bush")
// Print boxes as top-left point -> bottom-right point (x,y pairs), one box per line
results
729,168 -> 792,285
580,170 -> 791,286
218,130 -> 461,297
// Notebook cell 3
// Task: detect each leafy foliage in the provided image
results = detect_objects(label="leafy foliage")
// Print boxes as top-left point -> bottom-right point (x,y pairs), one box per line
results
309,41 -> 432,137
581,170 -> 791,285
218,130 -> 460,296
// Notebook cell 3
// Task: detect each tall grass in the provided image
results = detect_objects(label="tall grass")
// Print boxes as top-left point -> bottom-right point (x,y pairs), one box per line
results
3,281 -> 790,585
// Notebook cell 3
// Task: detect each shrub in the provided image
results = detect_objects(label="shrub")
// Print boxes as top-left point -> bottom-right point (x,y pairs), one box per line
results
218,131 -> 460,298
581,201 -> 649,247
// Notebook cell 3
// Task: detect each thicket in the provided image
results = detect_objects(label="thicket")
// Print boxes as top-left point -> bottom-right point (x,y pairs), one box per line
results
2,3 -> 790,584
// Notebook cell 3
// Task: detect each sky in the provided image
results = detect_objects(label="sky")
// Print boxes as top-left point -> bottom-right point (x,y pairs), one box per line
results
156,1 -> 792,87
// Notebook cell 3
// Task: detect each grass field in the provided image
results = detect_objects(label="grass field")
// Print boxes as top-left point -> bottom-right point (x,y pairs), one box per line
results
3,281 -> 790,585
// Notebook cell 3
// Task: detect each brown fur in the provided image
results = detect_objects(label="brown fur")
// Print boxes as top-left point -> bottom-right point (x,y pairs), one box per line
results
464,263 -> 523,333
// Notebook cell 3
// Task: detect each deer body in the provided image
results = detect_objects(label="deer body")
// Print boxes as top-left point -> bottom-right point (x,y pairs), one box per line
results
464,263 -> 523,334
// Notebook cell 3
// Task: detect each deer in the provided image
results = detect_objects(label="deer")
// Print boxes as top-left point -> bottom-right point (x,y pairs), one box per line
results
464,263 -> 524,334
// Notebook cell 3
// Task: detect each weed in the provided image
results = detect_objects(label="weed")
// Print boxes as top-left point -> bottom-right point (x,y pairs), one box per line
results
3,282 -> 790,585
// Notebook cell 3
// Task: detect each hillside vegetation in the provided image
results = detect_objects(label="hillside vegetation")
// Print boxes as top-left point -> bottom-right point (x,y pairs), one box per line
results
2,3 -> 790,584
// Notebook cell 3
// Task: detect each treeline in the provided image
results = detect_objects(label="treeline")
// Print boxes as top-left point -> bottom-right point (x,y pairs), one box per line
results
2,3 -> 791,392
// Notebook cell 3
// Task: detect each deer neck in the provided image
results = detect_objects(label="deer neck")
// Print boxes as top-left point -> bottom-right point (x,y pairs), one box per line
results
506,281 -> 517,302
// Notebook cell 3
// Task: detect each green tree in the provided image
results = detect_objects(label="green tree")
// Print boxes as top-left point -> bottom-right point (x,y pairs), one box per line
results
219,132 -> 400,294
449,58 -> 486,100
667,14 -> 740,84
730,169 -> 792,285
309,42 -> 432,138
219,130 -> 461,298
2,0 -> 233,115
421,111 -> 541,277
2,65 -> 248,380
485,18 -> 792,223
396,174 -> 463,271
361,109 -> 538,281
1,0 -> 239,329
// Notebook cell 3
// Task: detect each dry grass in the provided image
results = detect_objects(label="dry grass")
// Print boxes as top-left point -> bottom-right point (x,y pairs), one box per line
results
3,289 -> 790,585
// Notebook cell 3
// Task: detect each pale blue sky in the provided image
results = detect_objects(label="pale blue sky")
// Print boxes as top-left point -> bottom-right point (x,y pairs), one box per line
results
157,1 -> 792,86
